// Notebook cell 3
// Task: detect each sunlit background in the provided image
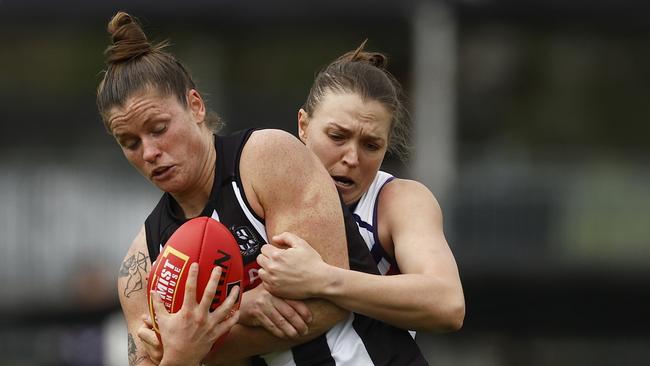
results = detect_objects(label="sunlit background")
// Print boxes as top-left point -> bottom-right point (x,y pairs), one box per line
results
1,0 -> 649,365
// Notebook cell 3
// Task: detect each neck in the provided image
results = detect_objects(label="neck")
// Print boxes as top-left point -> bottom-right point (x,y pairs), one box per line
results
173,133 -> 216,219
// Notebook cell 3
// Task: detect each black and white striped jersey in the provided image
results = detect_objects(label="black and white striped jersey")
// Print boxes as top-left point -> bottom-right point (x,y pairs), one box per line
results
144,129 -> 428,366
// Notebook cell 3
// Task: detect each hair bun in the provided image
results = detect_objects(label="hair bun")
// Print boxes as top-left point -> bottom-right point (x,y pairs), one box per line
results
360,52 -> 387,68
105,11 -> 152,64
336,39 -> 388,69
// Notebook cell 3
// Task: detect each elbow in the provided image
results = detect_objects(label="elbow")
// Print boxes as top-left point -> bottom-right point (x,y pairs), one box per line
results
442,296 -> 465,332
444,299 -> 465,332
422,296 -> 465,332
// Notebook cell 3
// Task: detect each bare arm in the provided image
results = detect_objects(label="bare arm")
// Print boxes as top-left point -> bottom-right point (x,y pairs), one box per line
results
327,179 -> 464,330
259,179 -> 465,332
205,129 -> 350,363
117,226 -> 157,366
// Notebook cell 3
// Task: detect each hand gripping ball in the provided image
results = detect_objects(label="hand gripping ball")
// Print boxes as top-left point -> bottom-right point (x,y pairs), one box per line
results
147,217 -> 243,349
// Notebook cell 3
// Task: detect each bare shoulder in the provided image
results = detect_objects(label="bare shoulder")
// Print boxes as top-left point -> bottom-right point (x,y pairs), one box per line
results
241,128 -> 328,191
245,129 -> 307,159
380,178 -> 442,214
376,179 -> 441,247
249,128 -> 299,144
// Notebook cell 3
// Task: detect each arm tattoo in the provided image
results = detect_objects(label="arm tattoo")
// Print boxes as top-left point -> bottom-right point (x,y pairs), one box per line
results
128,333 -> 148,366
120,252 -> 149,298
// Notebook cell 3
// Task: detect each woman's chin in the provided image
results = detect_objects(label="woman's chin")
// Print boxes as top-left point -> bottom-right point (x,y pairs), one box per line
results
339,190 -> 361,206
153,179 -> 184,194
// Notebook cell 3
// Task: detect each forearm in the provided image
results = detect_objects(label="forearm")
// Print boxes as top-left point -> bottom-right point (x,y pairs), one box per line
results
205,298 -> 348,363
323,266 -> 464,331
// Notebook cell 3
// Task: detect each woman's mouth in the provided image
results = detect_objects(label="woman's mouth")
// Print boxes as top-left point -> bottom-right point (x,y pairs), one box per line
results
332,175 -> 355,189
151,165 -> 173,180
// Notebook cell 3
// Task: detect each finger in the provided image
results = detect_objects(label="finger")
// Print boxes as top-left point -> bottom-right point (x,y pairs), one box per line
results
210,285 -> 240,322
258,268 -> 269,282
258,267 -> 281,296
271,232 -> 304,249
209,309 -> 241,340
142,313 -> 154,328
269,308 -> 298,338
141,343 -> 163,364
145,344 -> 163,365
150,290 -> 169,316
241,293 -> 287,339
222,309 -> 240,329
258,270 -> 281,296
182,262 -> 199,308
260,243 -> 283,257
137,326 -> 161,348
286,299 -> 313,324
256,310 -> 287,339
137,327 -> 163,363
272,298 -> 307,338
256,253 -> 269,269
199,266 -> 223,313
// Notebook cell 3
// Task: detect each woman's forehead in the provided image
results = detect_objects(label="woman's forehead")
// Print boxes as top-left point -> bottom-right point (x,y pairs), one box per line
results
108,93 -> 176,132
315,93 -> 391,133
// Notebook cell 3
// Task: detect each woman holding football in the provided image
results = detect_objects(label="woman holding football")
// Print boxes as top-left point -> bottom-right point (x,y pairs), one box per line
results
99,11 -> 351,366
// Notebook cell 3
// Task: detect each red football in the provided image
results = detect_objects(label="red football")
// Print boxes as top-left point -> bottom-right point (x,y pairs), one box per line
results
147,217 -> 243,349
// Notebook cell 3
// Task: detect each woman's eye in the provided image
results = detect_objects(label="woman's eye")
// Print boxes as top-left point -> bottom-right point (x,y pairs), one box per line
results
152,124 -> 167,135
123,140 -> 140,150
329,133 -> 345,141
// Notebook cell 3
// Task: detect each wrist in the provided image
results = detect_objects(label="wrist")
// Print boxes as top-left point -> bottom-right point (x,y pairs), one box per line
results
319,263 -> 343,300
236,292 -> 258,327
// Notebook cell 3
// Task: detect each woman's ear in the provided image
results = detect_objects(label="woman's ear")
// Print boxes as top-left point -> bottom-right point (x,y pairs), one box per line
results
187,89 -> 206,124
297,108 -> 309,143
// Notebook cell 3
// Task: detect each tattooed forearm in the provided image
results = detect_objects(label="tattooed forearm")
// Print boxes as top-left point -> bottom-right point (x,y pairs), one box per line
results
120,252 -> 149,298
128,333 -> 148,366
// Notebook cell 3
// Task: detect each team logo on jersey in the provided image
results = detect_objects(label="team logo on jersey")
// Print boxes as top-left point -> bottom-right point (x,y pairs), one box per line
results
230,225 -> 261,257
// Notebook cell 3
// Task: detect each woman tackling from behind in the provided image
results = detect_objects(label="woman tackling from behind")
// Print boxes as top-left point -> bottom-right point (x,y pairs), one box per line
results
196,42 -> 466,363
256,42 -> 465,334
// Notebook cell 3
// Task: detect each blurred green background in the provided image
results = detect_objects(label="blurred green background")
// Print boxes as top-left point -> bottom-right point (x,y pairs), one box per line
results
1,0 -> 648,365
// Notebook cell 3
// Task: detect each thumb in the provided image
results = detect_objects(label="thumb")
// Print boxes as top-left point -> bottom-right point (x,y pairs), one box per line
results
149,290 -> 168,333
142,313 -> 153,328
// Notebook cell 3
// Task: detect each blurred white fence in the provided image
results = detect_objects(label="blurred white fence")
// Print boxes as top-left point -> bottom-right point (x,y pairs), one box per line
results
0,158 -> 159,310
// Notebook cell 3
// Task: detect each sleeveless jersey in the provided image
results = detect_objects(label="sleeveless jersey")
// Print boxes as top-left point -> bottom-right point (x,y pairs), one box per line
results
351,171 -> 400,275
144,129 -> 427,366
351,171 -> 419,339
